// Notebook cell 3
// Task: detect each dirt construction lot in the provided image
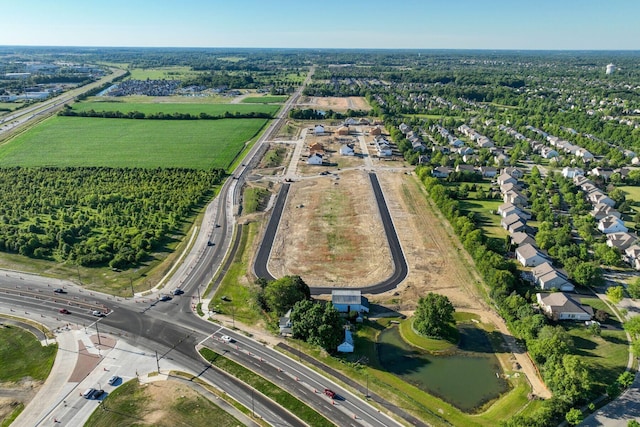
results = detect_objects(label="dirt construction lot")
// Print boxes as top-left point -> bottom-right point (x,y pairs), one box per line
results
268,170 -> 392,287
297,96 -> 371,111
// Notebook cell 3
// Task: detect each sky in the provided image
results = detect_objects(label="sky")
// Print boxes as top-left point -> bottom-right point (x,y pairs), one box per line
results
1,0 -> 639,50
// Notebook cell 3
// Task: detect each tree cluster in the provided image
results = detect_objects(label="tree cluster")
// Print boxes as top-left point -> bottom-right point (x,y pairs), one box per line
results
58,108 -> 272,121
0,167 -> 223,269
290,299 -> 344,353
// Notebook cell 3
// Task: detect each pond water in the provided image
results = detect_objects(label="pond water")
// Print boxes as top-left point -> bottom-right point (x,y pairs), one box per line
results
377,324 -> 509,412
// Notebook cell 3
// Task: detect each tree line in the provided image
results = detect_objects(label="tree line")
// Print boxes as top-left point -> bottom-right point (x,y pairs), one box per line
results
58,107 -> 273,121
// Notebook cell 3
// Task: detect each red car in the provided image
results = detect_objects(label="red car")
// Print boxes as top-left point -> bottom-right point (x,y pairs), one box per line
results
323,388 -> 336,399
58,308 -> 70,314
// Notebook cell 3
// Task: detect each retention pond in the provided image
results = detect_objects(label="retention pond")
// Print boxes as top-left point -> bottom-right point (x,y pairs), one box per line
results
377,324 -> 509,412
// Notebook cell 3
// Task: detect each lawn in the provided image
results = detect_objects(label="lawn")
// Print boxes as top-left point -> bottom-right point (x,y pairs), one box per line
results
84,379 -> 241,427
565,324 -> 629,393
0,324 -> 56,382
210,222 -> 262,326
241,96 -> 288,104
459,199 -> 507,240
0,116 -> 268,169
199,348 -> 333,427
72,101 -> 279,116
619,185 -> 640,203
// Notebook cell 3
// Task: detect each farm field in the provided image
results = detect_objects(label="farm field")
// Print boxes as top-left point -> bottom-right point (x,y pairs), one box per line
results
72,101 -> 279,116
0,116 -> 268,169
125,66 -> 199,80
241,96 -> 288,104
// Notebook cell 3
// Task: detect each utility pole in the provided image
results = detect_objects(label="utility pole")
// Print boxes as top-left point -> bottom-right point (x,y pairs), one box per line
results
155,350 -> 160,373
366,375 -> 369,398
130,277 -> 135,297
197,287 -> 202,305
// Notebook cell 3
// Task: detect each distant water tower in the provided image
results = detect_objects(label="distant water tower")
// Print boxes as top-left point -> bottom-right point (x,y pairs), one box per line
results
606,63 -> 616,75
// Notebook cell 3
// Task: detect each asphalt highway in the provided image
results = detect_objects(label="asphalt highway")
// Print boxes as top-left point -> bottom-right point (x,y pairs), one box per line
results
253,173 -> 409,295
0,278 -> 400,427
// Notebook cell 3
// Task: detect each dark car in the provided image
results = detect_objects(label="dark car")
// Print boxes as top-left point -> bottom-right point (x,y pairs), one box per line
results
91,389 -> 105,399
53,288 -> 66,294
58,308 -> 70,314
172,288 -> 184,296
159,295 -> 172,301
207,241 -> 215,246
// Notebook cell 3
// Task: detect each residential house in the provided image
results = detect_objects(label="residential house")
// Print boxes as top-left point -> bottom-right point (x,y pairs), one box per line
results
503,167 -> 524,179
374,136 -> 393,157
592,203 -> 620,220
589,192 -> 616,208
497,172 -> 517,186
532,263 -> 574,292
313,125 -> 325,135
450,139 -> 465,148
399,123 -> 411,134
511,231 -> 536,247
307,153 -> 323,165
500,204 -> 532,220
624,245 -> 640,270
337,329 -> 355,353
501,213 -> 525,230
508,220 -> 527,234
479,166 -> 498,178
573,175 -> 592,187
339,144 -> 355,156
331,290 -> 369,314
370,126 -> 382,136
503,190 -> 528,207
598,215 -> 628,234
606,232 -> 637,251
336,125 -> 350,136
590,167 -> 614,181
309,142 -> 324,154
516,243 -> 547,267
456,164 -> 477,174
432,166 -> 453,178
541,147 -> 559,159
562,167 -> 584,179
536,293 -> 593,321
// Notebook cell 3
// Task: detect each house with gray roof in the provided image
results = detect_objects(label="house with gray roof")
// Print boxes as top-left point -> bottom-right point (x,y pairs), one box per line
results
516,243 -> 546,267
536,293 -> 593,321
331,290 -> 369,314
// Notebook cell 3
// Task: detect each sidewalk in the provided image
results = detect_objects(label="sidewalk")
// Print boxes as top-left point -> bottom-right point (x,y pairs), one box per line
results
12,327 -> 79,427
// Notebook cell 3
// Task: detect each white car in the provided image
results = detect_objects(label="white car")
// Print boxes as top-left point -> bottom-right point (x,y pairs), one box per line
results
221,335 -> 233,343
108,375 -> 119,385
91,310 -> 105,317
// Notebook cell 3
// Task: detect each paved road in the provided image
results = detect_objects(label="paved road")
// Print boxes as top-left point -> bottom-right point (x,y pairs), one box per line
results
253,172 -> 409,295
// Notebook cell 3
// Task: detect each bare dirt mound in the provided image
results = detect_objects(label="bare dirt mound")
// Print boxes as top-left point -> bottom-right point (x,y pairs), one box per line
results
268,170 -> 391,287
297,96 -> 371,111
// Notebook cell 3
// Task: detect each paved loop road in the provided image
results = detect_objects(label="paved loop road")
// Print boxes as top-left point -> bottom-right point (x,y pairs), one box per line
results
253,172 -> 409,295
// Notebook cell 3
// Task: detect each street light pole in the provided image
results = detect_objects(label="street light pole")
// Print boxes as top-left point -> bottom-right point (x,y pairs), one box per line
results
130,277 -> 135,297
95,319 -> 102,346
155,350 -> 160,373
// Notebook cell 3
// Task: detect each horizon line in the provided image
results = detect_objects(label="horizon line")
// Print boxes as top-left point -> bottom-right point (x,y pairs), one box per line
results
1,44 -> 639,52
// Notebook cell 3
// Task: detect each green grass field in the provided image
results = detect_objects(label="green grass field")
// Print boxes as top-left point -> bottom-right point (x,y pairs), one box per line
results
619,186 -> 640,203
459,199 -> 506,239
125,67 -> 198,80
0,116 -> 268,169
72,101 -> 279,116
0,325 -> 56,382
241,96 -> 288,104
